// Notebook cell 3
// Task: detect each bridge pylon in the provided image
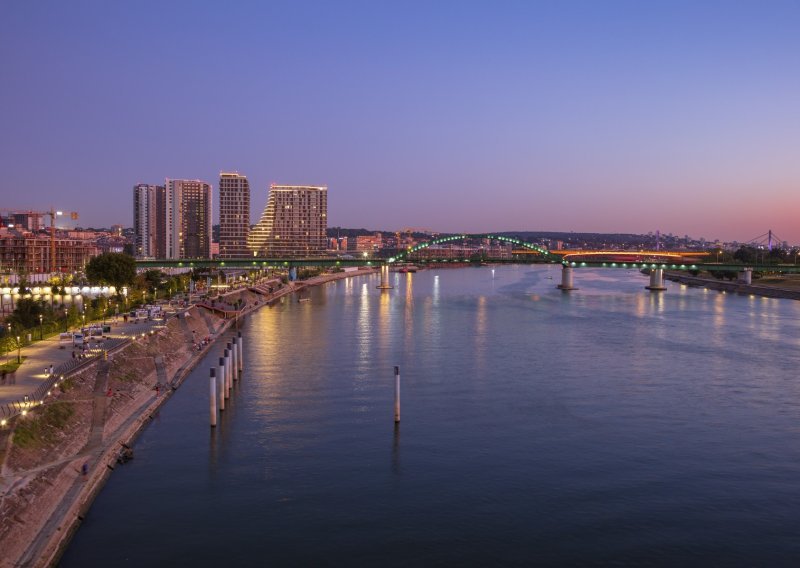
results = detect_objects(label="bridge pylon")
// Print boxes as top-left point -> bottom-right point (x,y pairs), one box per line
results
557,265 -> 577,291
377,264 -> 393,290
646,268 -> 667,291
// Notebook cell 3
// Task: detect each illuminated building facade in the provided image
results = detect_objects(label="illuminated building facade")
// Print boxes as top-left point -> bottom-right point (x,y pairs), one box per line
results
133,183 -> 164,258
165,179 -> 212,259
218,172 -> 250,258
0,229 -> 98,273
249,184 -> 327,257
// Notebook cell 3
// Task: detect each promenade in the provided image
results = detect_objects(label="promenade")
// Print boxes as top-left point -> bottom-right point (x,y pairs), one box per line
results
0,318 -> 163,416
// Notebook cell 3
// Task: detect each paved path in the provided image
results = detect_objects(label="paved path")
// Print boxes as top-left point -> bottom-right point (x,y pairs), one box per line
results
0,318 -> 164,409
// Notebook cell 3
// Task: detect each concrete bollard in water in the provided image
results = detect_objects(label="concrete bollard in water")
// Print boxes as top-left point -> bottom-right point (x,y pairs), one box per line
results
226,342 -> 233,390
218,357 -> 226,410
237,331 -> 244,374
223,349 -> 231,399
209,368 -> 217,427
394,366 -> 401,423
231,337 -> 238,381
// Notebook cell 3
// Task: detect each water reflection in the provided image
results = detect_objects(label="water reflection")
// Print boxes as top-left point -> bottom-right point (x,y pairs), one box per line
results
60,267 -> 800,568
404,273 -> 414,349
391,422 -> 402,475
474,295 -> 487,373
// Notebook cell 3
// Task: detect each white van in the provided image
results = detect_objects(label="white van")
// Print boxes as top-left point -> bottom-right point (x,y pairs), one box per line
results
73,333 -> 85,346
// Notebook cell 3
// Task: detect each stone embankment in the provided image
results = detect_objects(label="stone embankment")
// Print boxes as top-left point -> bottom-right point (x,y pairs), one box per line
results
665,272 -> 800,301
0,268 -> 376,567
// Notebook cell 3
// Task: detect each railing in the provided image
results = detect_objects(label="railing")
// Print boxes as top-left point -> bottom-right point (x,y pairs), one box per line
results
0,336 -> 131,421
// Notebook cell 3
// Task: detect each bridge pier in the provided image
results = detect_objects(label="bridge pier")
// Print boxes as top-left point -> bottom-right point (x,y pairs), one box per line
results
377,264 -> 393,289
646,268 -> 667,291
557,265 -> 576,291
738,267 -> 752,285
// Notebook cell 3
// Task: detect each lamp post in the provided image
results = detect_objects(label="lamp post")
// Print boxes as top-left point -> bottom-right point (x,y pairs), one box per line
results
16,335 -> 20,364
5,323 -> 10,365
39,314 -> 43,340
63,307 -> 68,332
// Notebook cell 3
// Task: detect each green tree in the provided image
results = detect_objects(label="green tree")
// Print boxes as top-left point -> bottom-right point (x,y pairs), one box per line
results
86,253 -> 136,288
8,298 -> 48,329
733,246 -> 759,264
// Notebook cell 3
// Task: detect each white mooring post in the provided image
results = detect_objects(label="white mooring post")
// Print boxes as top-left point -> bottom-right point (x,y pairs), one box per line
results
209,368 -> 217,427
226,342 -> 234,388
394,366 -> 401,423
237,331 -> 244,374
224,349 -> 231,399
218,357 -> 226,410
231,338 -> 238,382
227,348 -> 234,395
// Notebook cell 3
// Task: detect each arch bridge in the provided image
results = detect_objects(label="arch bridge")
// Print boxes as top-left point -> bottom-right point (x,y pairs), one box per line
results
388,233 -> 559,263
135,232 -> 800,292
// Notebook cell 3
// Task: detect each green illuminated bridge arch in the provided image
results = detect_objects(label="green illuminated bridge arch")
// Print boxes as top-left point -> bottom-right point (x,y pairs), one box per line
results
389,234 -> 559,263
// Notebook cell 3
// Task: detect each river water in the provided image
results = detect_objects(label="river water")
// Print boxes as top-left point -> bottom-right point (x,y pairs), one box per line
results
61,266 -> 800,566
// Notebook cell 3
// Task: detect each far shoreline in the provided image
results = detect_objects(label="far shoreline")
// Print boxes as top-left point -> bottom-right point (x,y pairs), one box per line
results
665,271 -> 800,301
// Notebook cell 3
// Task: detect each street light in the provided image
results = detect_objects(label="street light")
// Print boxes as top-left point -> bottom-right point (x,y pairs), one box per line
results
16,336 -> 20,364
63,307 -> 68,332
39,314 -> 43,340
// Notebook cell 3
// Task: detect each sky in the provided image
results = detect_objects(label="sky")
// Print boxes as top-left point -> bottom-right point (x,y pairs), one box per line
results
1,0 -> 799,243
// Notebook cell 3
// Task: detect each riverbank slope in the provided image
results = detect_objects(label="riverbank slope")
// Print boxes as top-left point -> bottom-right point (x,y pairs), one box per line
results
665,272 -> 800,301
0,268 -> 376,567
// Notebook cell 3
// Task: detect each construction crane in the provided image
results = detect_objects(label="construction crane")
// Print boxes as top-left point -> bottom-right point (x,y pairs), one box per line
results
1,207 -> 79,272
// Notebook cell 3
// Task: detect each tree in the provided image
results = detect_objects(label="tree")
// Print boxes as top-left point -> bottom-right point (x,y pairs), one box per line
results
733,246 -> 759,264
86,253 -> 137,288
8,298 -> 47,329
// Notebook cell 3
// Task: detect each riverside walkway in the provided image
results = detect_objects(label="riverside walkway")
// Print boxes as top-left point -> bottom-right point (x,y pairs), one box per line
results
0,318 -> 164,419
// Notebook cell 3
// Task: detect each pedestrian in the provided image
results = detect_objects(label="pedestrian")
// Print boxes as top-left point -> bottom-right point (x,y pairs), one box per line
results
82,462 -> 88,476
49,364 -> 54,376
72,350 -> 76,360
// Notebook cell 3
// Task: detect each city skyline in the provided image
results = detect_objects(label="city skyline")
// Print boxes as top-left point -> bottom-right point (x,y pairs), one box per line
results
1,1 -> 799,242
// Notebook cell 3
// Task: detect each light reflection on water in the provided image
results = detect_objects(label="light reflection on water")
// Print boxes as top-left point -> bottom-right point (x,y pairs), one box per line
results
61,266 -> 800,567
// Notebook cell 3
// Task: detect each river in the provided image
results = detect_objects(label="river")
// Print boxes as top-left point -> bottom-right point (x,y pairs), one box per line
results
60,266 -> 800,566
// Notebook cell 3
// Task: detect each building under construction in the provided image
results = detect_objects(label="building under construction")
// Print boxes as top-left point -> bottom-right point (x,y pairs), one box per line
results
0,228 -> 98,274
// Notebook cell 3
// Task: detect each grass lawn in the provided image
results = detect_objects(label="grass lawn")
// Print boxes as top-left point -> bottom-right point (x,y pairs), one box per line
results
0,356 -> 27,374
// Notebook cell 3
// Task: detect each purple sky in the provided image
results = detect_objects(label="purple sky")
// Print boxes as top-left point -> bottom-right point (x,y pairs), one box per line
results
1,1 -> 799,243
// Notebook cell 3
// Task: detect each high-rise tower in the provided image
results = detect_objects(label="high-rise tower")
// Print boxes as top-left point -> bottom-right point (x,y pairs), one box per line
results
164,179 -> 212,259
132,183 -> 165,258
218,172 -> 250,258
249,184 -> 327,257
